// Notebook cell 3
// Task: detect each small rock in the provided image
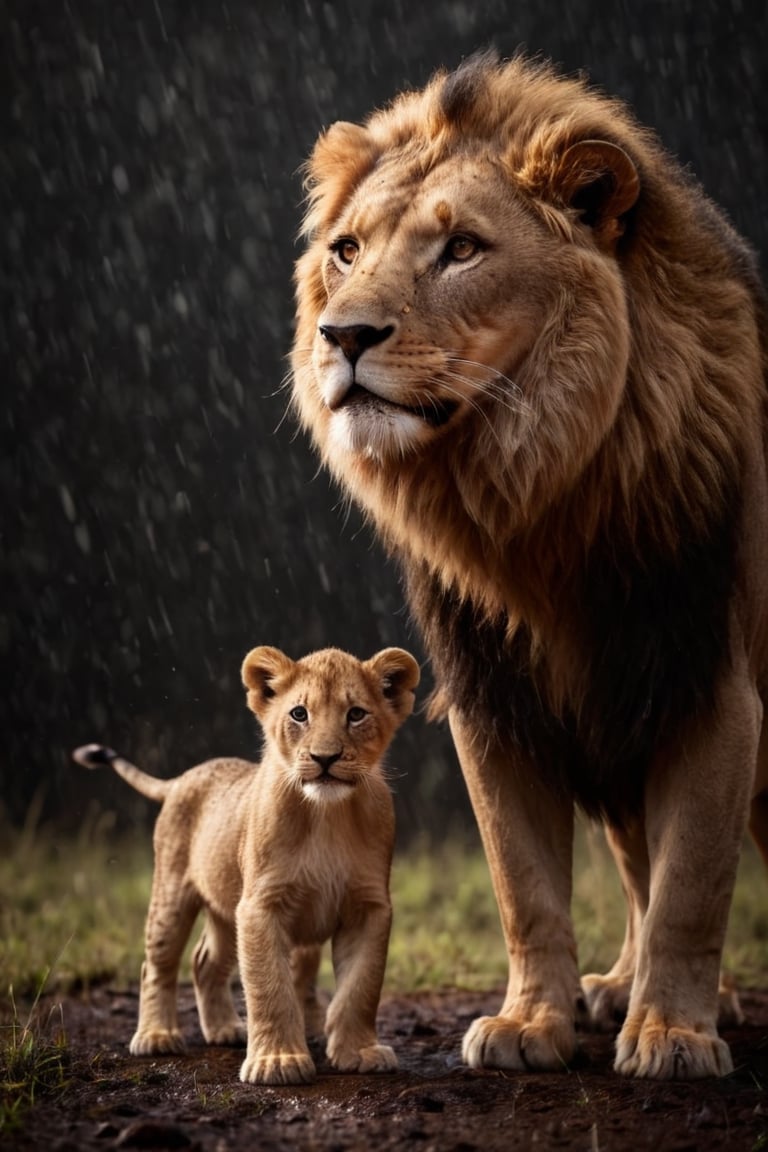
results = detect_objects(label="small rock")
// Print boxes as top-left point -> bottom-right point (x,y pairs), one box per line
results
114,1120 -> 191,1148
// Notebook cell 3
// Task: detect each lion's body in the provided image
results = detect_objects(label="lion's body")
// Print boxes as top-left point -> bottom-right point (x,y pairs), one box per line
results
291,53 -> 768,1079
73,645 -> 419,1085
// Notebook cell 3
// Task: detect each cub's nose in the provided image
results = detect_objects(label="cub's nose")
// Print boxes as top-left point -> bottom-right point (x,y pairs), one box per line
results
318,323 -> 394,366
309,751 -> 343,773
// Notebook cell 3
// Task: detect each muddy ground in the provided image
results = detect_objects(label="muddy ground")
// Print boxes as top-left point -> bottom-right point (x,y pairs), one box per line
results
7,984 -> 768,1151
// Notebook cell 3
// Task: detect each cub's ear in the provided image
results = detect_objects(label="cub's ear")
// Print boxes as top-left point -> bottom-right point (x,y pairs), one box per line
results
554,139 -> 639,242
241,646 -> 295,718
367,648 -> 421,725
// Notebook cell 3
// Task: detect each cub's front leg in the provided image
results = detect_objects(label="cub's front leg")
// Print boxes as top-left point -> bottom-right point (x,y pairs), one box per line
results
325,898 -> 397,1074
236,896 -> 315,1085
450,712 -> 582,1072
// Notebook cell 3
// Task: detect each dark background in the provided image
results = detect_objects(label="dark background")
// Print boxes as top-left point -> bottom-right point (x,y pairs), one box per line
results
2,0 -> 765,840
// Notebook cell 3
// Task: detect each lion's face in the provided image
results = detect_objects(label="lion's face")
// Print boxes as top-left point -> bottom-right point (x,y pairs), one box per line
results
305,154 -> 554,463
241,646 -> 419,804
293,93 -> 641,534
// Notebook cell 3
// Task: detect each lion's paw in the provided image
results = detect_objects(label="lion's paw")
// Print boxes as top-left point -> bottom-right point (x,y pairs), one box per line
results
581,973 -> 631,1033
239,1051 -> 316,1085
129,1029 -> 186,1056
462,1013 -> 577,1072
303,998 -> 327,1040
615,1012 -> 733,1079
204,1021 -> 247,1047
717,973 -> 744,1029
329,1042 -> 398,1074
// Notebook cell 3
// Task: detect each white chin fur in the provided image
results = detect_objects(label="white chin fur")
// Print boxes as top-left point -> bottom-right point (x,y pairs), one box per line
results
302,780 -> 353,804
328,407 -> 426,460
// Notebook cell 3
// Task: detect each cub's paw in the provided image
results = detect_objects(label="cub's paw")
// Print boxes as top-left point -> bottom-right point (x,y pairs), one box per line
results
328,1041 -> 398,1074
581,973 -> 631,1033
239,1051 -> 316,1085
129,1029 -> 186,1056
615,1011 -> 733,1079
462,1013 -> 577,1072
204,1022 -> 247,1047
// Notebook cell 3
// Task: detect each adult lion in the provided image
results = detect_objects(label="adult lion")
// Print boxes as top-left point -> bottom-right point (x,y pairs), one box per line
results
291,51 -> 768,1079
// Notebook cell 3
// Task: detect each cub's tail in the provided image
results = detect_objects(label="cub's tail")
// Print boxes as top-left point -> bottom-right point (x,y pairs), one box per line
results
72,743 -> 170,804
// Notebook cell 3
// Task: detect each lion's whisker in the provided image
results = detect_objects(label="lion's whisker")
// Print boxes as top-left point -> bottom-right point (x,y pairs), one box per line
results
441,370 -> 532,418
419,378 -> 507,448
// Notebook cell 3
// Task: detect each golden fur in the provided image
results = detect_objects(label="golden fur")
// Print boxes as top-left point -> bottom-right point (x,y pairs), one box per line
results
291,52 -> 768,1079
73,644 -> 419,1085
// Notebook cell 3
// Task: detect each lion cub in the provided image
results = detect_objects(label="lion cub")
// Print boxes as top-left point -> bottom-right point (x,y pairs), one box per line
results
73,644 -> 419,1085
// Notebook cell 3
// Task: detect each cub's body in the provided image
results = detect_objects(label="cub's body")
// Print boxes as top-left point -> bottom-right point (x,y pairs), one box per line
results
74,644 -> 419,1085
151,755 -> 379,947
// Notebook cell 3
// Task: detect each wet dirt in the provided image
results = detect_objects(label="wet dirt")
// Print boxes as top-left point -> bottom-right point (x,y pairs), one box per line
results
7,984 -> 768,1151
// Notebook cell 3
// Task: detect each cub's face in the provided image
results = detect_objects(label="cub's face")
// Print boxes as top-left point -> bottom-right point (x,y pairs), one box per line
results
241,646 -> 420,803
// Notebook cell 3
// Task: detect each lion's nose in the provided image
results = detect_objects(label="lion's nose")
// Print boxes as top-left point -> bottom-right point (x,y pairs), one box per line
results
309,751 -> 343,773
318,323 -> 394,366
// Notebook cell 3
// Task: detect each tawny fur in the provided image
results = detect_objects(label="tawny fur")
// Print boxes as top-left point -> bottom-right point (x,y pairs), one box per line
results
291,52 -> 768,1080
74,645 -> 419,1086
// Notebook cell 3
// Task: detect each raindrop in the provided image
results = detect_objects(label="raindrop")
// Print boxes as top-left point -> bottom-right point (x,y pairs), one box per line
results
74,522 -> 91,554
112,165 -> 130,194
225,266 -> 251,302
60,485 -> 77,522
137,94 -> 158,136
172,290 -> 189,318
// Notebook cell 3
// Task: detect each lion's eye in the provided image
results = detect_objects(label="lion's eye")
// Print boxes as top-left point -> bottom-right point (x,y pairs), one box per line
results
443,234 -> 480,263
347,706 -> 368,725
331,237 -> 359,266
289,705 -> 308,723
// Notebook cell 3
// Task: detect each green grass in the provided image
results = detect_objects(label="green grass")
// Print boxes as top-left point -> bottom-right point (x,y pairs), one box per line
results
0,984 -> 69,1133
387,822 -> 768,992
1,815 -> 765,1002
0,808 -> 155,998
2,811 -> 763,1135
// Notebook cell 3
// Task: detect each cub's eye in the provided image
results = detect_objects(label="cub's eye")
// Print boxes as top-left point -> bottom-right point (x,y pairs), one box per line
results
443,234 -> 480,263
289,705 -> 308,723
331,237 -> 359,266
347,706 -> 368,725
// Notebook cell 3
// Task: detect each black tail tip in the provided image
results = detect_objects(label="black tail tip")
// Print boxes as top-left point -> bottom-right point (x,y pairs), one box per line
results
72,743 -> 119,769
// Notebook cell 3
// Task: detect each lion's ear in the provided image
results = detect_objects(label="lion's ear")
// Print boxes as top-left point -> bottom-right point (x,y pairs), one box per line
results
553,139 -> 640,240
367,648 -> 421,724
241,646 -> 295,718
308,121 -> 374,184
302,121 -> 378,237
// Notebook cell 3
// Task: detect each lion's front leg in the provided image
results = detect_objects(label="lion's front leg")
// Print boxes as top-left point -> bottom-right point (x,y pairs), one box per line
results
582,818 -> 649,1032
236,896 -> 315,1085
450,711 -> 581,1072
582,819 -> 745,1036
614,658 -> 760,1079
325,900 -> 397,1074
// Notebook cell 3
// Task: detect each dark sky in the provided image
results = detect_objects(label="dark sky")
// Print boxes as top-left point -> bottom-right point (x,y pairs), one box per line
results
2,0 -> 765,837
